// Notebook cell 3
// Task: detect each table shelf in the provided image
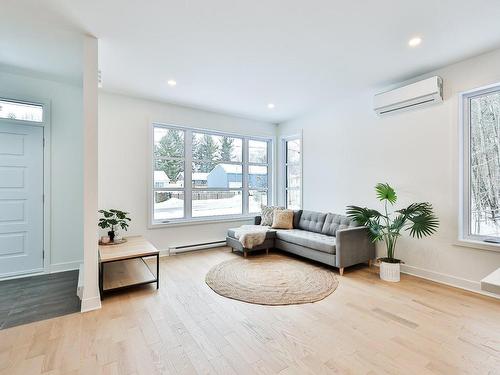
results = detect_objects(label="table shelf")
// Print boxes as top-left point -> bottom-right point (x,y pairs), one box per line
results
103,258 -> 157,291
99,236 -> 159,298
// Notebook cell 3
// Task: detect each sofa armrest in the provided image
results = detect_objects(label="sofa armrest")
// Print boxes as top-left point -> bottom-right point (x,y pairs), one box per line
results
335,227 -> 375,268
254,216 -> 262,225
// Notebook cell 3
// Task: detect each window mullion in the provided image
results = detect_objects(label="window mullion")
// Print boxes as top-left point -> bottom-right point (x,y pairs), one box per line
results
185,129 -> 193,219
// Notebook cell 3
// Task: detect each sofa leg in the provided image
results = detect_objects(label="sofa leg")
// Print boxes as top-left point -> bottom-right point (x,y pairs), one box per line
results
368,259 -> 372,267
266,248 -> 269,255
339,267 -> 344,276
244,251 -> 247,258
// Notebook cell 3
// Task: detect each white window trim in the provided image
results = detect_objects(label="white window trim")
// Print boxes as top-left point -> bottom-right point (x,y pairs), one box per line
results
0,97 -> 45,124
458,83 -> 500,252
0,95 -> 52,276
149,122 -> 273,227
281,132 -> 303,210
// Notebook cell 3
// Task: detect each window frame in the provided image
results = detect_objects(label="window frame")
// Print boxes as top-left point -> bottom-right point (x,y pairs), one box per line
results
0,97 -> 45,124
281,134 -> 303,210
459,83 -> 500,249
150,123 -> 273,227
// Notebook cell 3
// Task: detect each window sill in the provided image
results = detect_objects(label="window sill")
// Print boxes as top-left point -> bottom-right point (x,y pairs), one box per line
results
454,238 -> 500,253
149,215 -> 257,229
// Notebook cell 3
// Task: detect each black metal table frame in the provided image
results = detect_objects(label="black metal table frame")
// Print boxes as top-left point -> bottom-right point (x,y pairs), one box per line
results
99,253 -> 159,299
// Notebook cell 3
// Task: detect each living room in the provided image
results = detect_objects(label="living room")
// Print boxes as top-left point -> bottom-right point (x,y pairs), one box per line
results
1,1 -> 499,374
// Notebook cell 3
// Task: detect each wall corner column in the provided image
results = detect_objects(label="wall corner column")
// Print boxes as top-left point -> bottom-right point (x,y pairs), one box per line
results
81,34 -> 101,312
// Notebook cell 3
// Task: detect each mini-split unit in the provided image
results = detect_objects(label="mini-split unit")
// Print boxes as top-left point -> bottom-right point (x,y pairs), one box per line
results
374,76 -> 443,115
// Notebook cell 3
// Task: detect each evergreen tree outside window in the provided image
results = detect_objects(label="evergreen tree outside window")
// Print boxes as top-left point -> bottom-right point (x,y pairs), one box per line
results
152,124 -> 272,224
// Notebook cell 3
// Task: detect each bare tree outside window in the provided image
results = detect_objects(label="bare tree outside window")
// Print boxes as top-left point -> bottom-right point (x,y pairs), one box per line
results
284,137 -> 301,210
469,90 -> 500,238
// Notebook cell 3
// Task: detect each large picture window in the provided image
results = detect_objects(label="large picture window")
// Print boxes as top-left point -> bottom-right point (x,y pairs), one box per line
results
461,85 -> 500,243
283,136 -> 302,210
152,124 -> 272,224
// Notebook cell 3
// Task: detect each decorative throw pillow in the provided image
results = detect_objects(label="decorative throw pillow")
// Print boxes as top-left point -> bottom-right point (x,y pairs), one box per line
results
260,205 -> 284,226
272,209 -> 294,229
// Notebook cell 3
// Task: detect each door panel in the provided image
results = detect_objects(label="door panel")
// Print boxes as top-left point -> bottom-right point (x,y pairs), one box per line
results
0,123 -> 43,277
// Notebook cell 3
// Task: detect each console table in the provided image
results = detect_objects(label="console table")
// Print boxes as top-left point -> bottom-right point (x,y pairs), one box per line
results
98,236 -> 159,298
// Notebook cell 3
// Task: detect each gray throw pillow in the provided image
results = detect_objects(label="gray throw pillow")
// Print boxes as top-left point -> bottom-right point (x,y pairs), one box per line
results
260,205 -> 284,226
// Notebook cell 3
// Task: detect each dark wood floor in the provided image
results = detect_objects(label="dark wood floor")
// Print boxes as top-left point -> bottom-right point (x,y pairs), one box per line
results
0,270 -> 81,330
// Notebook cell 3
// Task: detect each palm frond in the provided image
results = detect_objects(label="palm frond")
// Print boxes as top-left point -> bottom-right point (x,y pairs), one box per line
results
390,214 -> 406,233
346,206 -> 382,226
407,213 -> 439,238
397,202 -> 434,217
375,183 -> 397,204
367,220 -> 385,242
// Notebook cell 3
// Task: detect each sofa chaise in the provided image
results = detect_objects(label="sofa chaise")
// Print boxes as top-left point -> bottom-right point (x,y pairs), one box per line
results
226,210 -> 375,275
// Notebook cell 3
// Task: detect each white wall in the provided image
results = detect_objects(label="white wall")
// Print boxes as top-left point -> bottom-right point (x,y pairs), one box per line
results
98,92 -> 277,251
278,48 -> 500,292
0,68 -> 84,271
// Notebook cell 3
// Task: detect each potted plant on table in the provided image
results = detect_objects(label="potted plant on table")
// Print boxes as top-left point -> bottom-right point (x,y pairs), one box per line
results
98,209 -> 131,243
346,183 -> 438,282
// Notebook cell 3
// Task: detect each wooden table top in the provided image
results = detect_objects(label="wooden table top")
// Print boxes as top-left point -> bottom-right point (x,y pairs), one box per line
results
99,236 -> 159,262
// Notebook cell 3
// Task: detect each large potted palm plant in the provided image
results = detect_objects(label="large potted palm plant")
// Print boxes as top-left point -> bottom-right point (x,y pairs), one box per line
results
347,183 -> 438,282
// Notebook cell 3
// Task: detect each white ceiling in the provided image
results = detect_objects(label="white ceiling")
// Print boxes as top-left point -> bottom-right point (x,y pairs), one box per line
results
3,0 -> 500,123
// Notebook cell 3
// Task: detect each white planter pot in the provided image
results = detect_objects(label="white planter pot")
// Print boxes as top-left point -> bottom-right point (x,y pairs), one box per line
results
380,261 -> 400,282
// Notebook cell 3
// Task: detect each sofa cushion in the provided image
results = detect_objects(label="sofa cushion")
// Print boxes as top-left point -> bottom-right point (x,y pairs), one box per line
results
227,228 -> 276,240
293,210 -> 303,228
297,210 -> 327,233
275,229 -> 336,254
321,213 -> 360,236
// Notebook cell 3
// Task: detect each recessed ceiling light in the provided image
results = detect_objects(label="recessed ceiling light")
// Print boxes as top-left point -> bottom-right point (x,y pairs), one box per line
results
408,37 -> 422,47
267,103 -> 275,109
167,79 -> 177,87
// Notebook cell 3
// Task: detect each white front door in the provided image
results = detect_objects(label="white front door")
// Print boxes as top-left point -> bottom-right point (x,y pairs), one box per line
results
0,123 -> 44,277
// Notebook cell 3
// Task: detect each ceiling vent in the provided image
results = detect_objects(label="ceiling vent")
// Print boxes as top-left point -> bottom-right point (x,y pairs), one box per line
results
374,76 -> 443,115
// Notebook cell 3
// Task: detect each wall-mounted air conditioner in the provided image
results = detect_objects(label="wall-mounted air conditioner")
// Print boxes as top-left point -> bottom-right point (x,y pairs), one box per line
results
374,76 -> 443,115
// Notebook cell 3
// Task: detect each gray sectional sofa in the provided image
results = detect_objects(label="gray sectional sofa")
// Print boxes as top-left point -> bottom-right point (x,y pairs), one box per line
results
226,210 -> 375,275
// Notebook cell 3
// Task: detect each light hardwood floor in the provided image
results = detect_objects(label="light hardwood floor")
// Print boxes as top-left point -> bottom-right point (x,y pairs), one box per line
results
1,247 -> 499,375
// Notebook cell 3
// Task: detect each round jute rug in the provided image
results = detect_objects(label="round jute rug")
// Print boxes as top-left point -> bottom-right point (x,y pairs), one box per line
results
205,253 -> 338,305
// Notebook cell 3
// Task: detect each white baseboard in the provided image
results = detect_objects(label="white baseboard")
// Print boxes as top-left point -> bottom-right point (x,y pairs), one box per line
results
0,261 -> 82,281
81,296 -> 101,312
398,263 -> 500,300
49,260 -> 82,273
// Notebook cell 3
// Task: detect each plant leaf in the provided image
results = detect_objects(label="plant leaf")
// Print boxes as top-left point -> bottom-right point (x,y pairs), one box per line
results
367,220 -> 385,242
397,202 -> 433,217
407,213 -> 439,238
346,206 -> 382,225
390,214 -> 406,233
375,183 -> 397,204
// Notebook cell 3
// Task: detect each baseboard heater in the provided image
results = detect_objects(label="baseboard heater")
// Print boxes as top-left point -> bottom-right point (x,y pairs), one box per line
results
167,240 -> 227,255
